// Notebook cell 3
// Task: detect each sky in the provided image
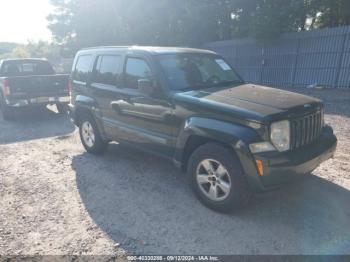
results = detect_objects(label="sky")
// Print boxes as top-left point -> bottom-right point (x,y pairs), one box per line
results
0,0 -> 53,43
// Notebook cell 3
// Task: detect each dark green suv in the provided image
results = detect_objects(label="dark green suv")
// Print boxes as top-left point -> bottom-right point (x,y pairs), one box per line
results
68,46 -> 337,212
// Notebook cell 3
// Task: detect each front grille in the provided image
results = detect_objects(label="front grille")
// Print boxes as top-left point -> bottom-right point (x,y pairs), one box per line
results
290,109 -> 324,150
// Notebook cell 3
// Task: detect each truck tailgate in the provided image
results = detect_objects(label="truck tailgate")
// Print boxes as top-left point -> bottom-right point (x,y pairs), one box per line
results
7,74 -> 69,98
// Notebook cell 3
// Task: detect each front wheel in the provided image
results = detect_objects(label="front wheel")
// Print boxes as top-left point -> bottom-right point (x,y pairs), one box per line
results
79,114 -> 108,154
187,143 -> 252,213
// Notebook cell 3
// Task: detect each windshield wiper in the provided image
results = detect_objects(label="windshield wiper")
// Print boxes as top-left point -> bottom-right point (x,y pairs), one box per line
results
181,83 -> 210,91
180,80 -> 243,91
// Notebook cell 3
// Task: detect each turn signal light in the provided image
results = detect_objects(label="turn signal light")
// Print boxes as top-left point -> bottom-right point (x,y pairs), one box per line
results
256,160 -> 264,176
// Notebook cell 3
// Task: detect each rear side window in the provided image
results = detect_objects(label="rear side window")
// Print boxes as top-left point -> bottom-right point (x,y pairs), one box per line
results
73,55 -> 92,83
94,55 -> 121,86
125,58 -> 152,89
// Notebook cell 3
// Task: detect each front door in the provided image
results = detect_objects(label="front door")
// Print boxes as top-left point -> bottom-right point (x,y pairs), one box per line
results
109,56 -> 175,158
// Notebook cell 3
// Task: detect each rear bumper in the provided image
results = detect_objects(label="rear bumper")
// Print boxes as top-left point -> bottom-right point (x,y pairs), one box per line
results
247,125 -> 337,192
4,96 -> 70,107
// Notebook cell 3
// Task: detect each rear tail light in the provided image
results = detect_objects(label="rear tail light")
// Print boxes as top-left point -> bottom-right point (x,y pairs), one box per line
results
3,79 -> 10,96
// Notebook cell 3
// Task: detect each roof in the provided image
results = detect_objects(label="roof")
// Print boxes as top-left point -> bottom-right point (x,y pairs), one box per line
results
80,46 -> 216,55
0,58 -> 48,63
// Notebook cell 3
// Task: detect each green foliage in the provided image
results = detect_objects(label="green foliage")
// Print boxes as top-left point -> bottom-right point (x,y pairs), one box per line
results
0,41 -> 63,61
315,0 -> 350,28
0,42 -> 19,55
9,46 -> 31,58
0,44 -> 28,60
47,0 -> 350,50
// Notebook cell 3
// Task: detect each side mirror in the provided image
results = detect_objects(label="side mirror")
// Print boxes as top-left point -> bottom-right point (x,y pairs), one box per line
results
138,79 -> 156,95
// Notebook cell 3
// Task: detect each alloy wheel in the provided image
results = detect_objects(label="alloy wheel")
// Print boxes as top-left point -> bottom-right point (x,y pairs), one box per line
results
196,159 -> 232,201
81,121 -> 95,148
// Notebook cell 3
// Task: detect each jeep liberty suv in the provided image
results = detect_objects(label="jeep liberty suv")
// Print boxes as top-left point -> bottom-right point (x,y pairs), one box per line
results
68,46 -> 337,212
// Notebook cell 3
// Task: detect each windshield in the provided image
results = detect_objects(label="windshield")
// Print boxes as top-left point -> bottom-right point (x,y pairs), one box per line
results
157,53 -> 243,90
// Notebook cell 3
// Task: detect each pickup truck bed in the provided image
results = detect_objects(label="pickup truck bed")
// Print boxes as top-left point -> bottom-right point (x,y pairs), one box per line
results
4,74 -> 69,98
0,58 -> 70,120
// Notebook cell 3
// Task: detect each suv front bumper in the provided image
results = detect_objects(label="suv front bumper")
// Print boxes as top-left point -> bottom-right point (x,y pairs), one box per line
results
247,125 -> 337,192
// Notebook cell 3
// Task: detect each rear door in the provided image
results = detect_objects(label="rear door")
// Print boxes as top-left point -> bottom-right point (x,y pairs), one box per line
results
89,53 -> 123,137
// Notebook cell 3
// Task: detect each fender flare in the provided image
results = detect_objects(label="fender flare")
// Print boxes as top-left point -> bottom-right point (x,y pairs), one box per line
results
73,95 -> 108,141
75,95 -> 97,108
174,117 -> 262,190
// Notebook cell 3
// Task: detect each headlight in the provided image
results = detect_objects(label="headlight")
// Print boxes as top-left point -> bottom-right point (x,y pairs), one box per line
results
270,120 -> 290,152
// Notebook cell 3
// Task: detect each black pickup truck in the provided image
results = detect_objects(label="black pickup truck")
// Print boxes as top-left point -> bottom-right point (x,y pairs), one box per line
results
0,58 -> 70,120
68,46 -> 337,212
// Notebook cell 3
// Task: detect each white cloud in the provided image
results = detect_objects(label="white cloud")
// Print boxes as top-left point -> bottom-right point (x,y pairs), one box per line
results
0,0 -> 53,43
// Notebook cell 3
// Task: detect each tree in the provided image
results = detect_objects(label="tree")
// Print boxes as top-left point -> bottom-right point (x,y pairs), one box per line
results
0,41 -> 63,61
47,0 -> 350,50
314,0 -> 350,28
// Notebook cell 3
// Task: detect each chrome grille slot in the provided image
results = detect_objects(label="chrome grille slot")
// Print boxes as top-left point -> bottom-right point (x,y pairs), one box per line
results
290,110 -> 323,150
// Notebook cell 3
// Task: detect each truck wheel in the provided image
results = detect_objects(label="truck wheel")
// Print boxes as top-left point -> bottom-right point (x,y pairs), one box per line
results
0,102 -> 14,121
56,103 -> 68,114
187,143 -> 252,213
79,114 -> 108,154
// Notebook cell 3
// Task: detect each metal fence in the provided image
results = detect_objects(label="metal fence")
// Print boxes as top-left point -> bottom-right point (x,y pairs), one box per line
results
203,26 -> 350,89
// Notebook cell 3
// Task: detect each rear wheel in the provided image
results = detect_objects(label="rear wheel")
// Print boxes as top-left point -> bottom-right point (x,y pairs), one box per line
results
79,113 -> 108,154
187,143 -> 252,213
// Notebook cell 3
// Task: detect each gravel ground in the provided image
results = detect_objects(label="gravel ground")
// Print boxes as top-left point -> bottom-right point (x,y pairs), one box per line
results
0,88 -> 350,256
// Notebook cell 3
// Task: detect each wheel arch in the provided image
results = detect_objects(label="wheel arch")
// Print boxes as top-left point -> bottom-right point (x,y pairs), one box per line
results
74,104 -> 108,142
75,106 -> 93,126
174,117 -> 263,190
180,135 -> 235,173
73,95 -> 97,125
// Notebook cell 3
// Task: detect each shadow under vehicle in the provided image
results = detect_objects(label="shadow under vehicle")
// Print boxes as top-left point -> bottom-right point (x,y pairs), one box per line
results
0,105 -> 75,145
72,144 -> 350,254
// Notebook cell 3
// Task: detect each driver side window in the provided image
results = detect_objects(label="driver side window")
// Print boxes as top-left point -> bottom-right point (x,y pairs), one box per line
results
125,57 -> 152,89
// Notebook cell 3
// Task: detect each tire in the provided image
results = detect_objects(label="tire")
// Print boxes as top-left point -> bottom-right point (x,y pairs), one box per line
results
56,103 -> 68,114
187,142 -> 252,213
78,113 -> 108,154
0,100 -> 15,121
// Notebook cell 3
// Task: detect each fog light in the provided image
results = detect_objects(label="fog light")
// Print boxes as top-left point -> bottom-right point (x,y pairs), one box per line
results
249,142 -> 275,153
256,160 -> 264,176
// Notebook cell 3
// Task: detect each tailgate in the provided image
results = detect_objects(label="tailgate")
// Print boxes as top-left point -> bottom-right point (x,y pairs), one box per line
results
7,74 -> 69,98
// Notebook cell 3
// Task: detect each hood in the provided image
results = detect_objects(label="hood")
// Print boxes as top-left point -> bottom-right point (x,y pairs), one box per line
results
174,84 -> 322,123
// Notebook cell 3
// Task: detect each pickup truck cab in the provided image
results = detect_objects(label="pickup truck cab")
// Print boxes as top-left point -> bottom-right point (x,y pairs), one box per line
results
69,46 -> 337,212
0,58 -> 70,120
